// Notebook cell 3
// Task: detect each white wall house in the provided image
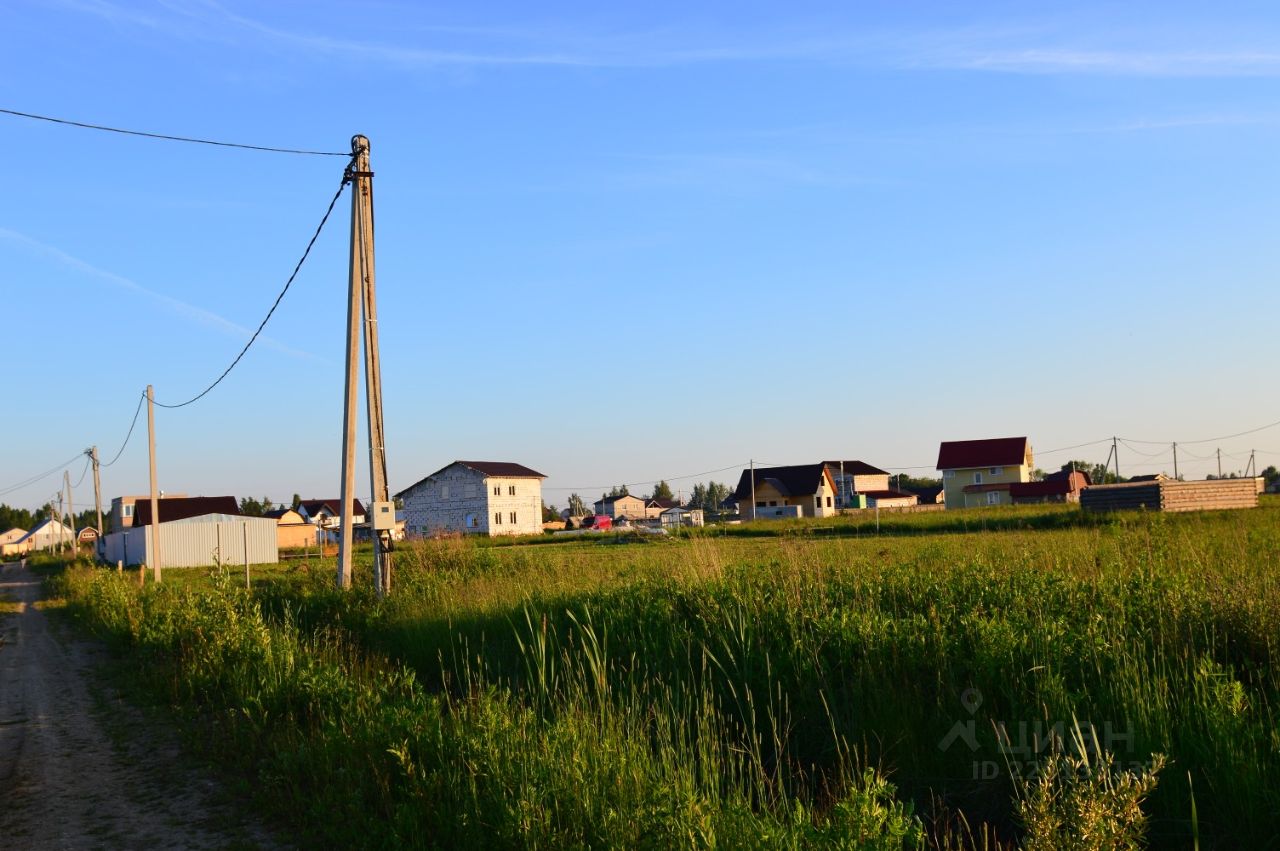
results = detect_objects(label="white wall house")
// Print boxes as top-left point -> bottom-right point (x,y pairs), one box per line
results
397,461 -> 546,537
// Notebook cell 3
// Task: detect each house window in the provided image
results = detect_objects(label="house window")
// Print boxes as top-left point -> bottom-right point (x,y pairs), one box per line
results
990,467 -> 1002,476
509,511 -> 517,524
493,485 -> 501,496
123,504 -> 134,517
494,512 -> 502,524
756,501 -> 765,508
986,491 -> 1000,506
768,500 -> 777,507
973,471 -> 984,485
466,514 -> 477,528
826,496 -> 832,507
441,485 -> 450,499
508,485 -> 516,496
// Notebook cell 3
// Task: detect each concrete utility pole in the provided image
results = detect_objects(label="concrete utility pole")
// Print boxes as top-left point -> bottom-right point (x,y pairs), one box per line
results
1112,436 -> 1121,480
749,459 -> 756,521
146,385 -> 162,582
1217,448 -> 1223,479
63,470 -> 76,554
89,446 -> 103,550
1172,442 -> 1179,481
337,135 -> 393,595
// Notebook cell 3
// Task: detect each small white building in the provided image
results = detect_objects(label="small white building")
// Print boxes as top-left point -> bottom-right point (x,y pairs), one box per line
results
660,506 -> 704,528
12,518 -> 75,554
397,461 -> 546,537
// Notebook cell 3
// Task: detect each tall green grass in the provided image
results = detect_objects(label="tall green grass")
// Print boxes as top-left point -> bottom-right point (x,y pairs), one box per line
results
50,502 -> 1280,847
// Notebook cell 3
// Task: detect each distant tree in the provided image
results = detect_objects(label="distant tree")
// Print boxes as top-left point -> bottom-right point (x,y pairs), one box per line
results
650,480 -> 674,501
1262,465 -> 1279,485
895,474 -> 943,491
542,502 -> 558,522
687,481 -> 733,512
606,485 -> 630,498
291,493 -> 302,510
568,493 -> 588,517
1061,460 -> 1123,485
238,496 -> 273,517
0,503 -> 36,532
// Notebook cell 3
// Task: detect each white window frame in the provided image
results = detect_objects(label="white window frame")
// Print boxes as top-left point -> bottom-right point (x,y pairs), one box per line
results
989,467 -> 1002,476
986,491 -> 1000,506
973,471 -> 984,485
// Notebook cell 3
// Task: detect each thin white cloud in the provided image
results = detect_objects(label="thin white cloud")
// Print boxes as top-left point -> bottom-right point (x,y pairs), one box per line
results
0,226 -> 315,360
45,0 -> 1280,78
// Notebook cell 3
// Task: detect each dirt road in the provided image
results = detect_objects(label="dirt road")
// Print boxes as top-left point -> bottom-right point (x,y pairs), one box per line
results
0,560 -> 283,849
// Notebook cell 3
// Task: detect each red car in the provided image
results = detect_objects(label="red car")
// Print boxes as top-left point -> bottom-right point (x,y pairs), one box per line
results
584,514 -> 613,531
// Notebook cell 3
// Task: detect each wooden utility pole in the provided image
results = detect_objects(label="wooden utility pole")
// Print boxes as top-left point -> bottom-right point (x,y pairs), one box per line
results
1172,442 -> 1179,481
1112,436 -> 1121,480
146,384 -> 162,582
749,459 -> 756,521
337,134 -> 393,594
89,446 -> 103,549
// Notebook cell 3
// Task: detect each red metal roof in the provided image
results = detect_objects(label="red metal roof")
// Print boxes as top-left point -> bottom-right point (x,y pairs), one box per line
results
1009,471 -> 1088,498
937,437 -> 1030,470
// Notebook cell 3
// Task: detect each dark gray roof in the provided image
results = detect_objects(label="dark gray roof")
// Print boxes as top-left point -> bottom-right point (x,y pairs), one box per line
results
733,464 -> 830,501
822,460 -> 889,477
396,461 -> 546,498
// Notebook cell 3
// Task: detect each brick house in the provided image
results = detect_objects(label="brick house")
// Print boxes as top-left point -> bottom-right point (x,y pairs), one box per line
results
397,461 -> 546,537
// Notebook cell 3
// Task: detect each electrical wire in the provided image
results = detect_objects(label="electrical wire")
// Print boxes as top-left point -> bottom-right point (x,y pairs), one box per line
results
1119,417 -> 1280,446
0,453 -> 86,498
0,107 -> 349,157
541,462 -> 750,492
102,393 -> 146,466
70,455 -> 92,489
153,174 -> 350,408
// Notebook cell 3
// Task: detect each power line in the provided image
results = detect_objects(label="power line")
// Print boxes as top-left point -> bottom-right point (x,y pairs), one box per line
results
153,174 -> 350,408
0,453 -> 86,498
102,393 -> 146,466
1119,417 -> 1280,446
0,107 -> 350,157
70,455 -> 92,489
542,462 -> 749,492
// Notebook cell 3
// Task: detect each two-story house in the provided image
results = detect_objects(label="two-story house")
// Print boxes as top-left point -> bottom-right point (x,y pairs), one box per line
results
937,436 -> 1034,509
110,493 -> 188,531
593,493 -> 647,520
822,460 -> 918,509
733,463 -> 838,520
397,461 -> 546,537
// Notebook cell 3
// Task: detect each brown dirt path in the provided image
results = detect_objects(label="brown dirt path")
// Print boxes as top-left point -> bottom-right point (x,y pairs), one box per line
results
0,560 -> 285,850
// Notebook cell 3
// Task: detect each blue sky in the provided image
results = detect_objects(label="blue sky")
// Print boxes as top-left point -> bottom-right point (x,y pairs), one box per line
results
2,0 -> 1278,511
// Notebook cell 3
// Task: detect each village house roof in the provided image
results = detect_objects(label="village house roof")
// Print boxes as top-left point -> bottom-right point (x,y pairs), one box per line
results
395,461 -> 546,499
132,496 -> 241,527
907,485 -> 945,502
1009,472 -> 1089,499
822,460 -> 890,477
454,461 -> 546,478
645,497 -> 681,509
937,437 -> 1031,470
733,464 -> 831,501
298,498 -> 368,517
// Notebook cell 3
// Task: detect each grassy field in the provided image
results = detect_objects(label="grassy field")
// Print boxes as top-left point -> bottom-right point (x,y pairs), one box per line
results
44,499 -> 1280,848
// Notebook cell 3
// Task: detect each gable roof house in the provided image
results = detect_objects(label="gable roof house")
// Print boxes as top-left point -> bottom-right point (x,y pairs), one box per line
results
1010,470 -> 1090,505
822,460 -> 919,509
297,499 -> 367,529
397,461 -> 546,537
937,437 -> 1034,509
733,464 -> 838,520
0,527 -> 28,557
593,493 -> 647,520
13,518 -> 75,554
